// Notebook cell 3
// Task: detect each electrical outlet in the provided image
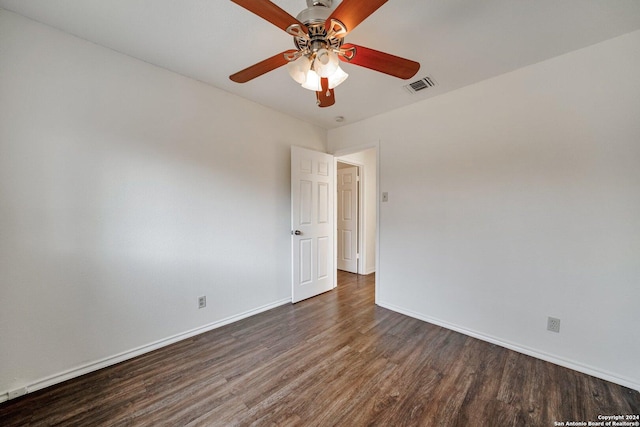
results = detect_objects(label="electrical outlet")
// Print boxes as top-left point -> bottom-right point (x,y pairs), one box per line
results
547,316 -> 561,333
198,296 -> 206,309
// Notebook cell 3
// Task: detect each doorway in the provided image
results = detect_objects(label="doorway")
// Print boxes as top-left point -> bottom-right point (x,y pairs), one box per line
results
335,146 -> 378,283
337,162 -> 359,274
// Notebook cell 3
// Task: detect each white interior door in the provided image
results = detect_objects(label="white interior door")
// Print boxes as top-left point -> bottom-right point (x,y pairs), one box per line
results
337,165 -> 358,273
291,146 -> 335,303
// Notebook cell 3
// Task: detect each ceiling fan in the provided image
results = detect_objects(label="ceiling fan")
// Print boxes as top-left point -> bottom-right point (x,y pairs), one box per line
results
229,0 -> 420,107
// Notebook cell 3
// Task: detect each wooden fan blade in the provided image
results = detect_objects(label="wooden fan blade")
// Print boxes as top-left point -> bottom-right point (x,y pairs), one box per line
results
339,43 -> 420,80
325,0 -> 387,36
231,0 -> 308,35
316,77 -> 335,107
230,50 -> 298,83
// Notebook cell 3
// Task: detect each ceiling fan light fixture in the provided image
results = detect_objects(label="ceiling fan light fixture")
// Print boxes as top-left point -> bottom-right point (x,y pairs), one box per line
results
327,65 -> 348,89
287,55 -> 312,84
300,64 -> 347,91
313,48 -> 339,78
301,69 -> 322,91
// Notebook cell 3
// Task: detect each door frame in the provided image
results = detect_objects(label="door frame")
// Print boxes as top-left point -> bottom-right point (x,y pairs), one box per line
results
332,142 -> 380,303
336,160 -> 362,274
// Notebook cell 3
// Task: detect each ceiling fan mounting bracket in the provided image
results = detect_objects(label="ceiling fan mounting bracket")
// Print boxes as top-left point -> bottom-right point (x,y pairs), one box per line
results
338,45 -> 357,61
325,19 -> 347,39
286,24 -> 310,40
306,0 -> 332,7
283,50 -> 304,62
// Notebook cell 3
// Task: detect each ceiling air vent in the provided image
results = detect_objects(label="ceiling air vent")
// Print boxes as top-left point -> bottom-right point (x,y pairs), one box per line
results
404,75 -> 438,94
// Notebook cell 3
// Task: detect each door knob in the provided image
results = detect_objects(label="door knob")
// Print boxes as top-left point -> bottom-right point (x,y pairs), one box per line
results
292,230 -> 302,235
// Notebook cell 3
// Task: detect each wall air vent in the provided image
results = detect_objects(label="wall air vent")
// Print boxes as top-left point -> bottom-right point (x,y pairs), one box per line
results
404,75 -> 438,94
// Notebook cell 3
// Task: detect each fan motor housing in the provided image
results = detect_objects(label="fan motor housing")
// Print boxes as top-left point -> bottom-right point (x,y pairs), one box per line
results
295,2 -> 343,53
296,5 -> 330,26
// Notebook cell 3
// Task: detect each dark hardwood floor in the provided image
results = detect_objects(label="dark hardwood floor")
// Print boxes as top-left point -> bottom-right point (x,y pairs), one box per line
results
2,271 -> 638,426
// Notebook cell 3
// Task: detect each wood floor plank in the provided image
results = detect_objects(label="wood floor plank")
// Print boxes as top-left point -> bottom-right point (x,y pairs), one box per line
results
1,271 -> 638,426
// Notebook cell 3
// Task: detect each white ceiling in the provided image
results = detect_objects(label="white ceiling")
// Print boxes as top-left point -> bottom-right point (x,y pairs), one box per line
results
2,0 -> 640,129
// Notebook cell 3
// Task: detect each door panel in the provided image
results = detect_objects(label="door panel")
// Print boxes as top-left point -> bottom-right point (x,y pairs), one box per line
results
300,180 -> 312,225
291,146 -> 335,303
337,165 -> 358,273
342,229 -> 353,259
318,182 -> 329,223
299,238 -> 313,285
317,236 -> 329,279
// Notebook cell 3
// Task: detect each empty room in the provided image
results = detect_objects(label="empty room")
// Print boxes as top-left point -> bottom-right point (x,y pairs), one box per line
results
1,0 -> 639,425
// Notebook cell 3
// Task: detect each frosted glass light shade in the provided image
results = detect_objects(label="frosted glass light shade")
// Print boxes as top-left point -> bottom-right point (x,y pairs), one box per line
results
301,69 -> 322,91
314,48 -> 339,78
328,66 -> 348,89
287,55 -> 312,84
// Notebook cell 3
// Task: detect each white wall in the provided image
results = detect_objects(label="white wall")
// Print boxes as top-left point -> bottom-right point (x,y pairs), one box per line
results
337,148 -> 377,275
0,9 -> 326,398
329,31 -> 640,390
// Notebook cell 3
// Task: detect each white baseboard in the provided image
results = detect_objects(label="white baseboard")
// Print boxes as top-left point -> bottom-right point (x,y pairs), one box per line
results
377,301 -> 640,392
0,298 -> 290,404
